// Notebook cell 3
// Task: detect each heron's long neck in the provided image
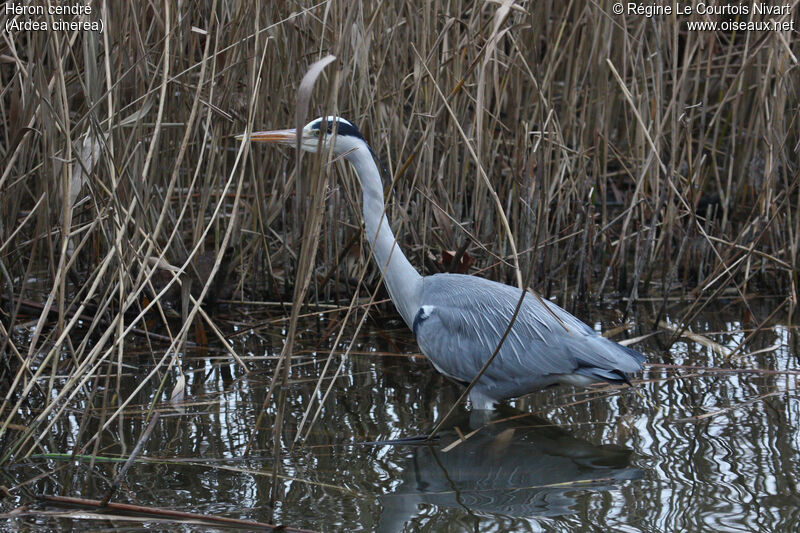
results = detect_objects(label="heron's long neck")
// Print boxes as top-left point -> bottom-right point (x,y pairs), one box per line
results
348,145 -> 422,328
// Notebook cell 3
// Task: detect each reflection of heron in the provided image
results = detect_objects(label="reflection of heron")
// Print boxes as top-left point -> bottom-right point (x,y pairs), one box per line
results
377,408 -> 642,531
246,117 -> 645,409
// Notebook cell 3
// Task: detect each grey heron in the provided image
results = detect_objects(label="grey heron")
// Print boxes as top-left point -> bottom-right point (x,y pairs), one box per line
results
247,116 -> 645,409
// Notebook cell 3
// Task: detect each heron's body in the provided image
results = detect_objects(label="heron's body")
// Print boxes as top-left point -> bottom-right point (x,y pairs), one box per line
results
414,274 -> 644,407
248,117 -> 645,409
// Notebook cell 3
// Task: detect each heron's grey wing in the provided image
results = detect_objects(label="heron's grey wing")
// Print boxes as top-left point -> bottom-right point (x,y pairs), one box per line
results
413,274 -> 643,398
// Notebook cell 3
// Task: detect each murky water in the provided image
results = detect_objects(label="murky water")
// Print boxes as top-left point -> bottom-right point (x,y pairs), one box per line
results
1,299 -> 798,531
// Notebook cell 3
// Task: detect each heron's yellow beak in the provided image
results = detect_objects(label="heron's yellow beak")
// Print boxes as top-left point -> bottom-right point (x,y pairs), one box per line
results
237,129 -> 297,144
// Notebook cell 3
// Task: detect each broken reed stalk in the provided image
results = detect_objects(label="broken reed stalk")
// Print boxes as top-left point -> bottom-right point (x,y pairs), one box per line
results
271,62 -> 339,510
36,494 -> 314,532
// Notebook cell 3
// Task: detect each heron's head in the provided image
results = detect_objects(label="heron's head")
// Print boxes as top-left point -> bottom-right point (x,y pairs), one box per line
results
245,116 -> 366,157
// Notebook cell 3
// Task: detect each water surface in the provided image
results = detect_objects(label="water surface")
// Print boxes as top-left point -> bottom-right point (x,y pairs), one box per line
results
1,299 -> 798,531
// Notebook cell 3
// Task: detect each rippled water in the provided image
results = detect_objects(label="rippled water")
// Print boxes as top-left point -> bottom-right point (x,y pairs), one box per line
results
1,299 -> 798,531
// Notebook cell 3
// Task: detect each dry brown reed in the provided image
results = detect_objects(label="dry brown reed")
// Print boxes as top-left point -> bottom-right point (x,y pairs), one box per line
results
0,0 -> 797,475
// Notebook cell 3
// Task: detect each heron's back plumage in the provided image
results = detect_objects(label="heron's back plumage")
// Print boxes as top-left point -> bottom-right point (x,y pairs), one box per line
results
413,274 -> 645,406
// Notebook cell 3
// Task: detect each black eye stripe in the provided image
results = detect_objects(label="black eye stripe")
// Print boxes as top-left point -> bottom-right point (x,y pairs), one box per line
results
308,117 -> 392,189
310,118 -> 364,140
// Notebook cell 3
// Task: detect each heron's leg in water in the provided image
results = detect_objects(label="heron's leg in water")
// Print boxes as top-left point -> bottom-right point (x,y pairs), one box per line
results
469,408 -> 495,428
467,388 -> 497,411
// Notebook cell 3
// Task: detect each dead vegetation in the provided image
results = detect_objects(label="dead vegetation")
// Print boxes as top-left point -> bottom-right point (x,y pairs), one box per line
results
0,0 -> 798,514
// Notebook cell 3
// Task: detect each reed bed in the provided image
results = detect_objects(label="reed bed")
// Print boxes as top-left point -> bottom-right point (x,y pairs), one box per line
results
0,0 -> 798,513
